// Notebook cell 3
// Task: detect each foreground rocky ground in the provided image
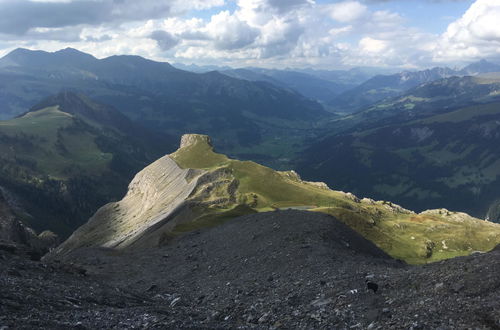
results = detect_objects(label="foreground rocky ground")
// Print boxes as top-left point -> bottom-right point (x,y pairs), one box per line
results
1,210 -> 499,329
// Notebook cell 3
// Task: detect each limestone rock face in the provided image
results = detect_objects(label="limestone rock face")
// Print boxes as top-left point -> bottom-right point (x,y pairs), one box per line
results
180,134 -> 212,149
49,156 -> 207,256
278,170 -> 329,190
48,148 -> 240,259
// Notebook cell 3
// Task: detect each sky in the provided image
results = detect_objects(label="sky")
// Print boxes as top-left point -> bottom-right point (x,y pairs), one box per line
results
0,0 -> 498,69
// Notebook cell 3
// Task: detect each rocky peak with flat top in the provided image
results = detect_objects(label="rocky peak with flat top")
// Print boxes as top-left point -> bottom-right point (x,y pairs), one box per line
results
179,134 -> 213,149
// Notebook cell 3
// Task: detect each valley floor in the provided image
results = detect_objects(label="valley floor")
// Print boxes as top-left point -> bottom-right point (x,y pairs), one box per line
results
1,210 -> 499,329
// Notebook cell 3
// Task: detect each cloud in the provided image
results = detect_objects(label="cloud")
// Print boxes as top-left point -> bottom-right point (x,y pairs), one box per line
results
138,0 -> 434,68
0,0 -> 111,35
150,30 -> 179,51
265,0 -> 313,13
0,26 -> 83,42
359,37 -> 388,53
364,0 -> 469,2
434,0 -> 500,62
256,17 -> 305,58
371,10 -> 404,28
328,1 -> 368,23
456,0 -> 500,42
84,34 -> 113,43
0,0 -> 494,69
237,0 -> 312,14
0,0 -> 224,36
206,11 -> 259,50
152,1 -> 309,58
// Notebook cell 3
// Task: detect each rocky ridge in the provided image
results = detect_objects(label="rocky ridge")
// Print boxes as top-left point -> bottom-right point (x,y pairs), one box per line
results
48,134 -> 500,264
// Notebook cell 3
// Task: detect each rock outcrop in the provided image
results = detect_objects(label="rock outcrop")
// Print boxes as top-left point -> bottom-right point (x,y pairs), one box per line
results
51,157 -> 200,255
50,135 -> 238,257
278,170 -> 329,189
486,199 -> 500,222
0,188 -> 59,258
180,134 -> 212,149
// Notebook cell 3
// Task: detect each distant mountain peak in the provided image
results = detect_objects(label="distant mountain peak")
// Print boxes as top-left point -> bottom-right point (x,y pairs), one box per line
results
30,91 -> 92,113
27,91 -> 137,133
5,47 -> 32,56
1,48 -> 44,62
54,47 -> 96,59
4,47 -> 94,59
56,47 -> 85,54
462,59 -> 500,74
478,59 -> 490,64
102,53 -> 177,72
0,47 -> 97,68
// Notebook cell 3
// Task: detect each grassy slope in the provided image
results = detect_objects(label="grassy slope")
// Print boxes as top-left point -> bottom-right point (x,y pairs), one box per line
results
0,106 -> 111,179
0,106 -> 120,235
299,100 -> 500,223
0,100 -> 171,237
421,102 -> 500,124
368,103 -> 500,203
170,136 -> 500,264
316,207 -> 500,264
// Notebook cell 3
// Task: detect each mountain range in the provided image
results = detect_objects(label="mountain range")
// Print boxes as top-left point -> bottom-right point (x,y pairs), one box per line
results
2,48 -> 499,168
0,48 -> 330,164
297,73 -> 500,222
219,68 -> 355,105
1,48 -> 500,236
1,47 -> 500,329
328,60 -> 500,113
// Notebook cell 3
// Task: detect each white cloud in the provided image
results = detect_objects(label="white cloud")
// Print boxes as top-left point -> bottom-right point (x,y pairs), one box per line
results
121,0 -> 434,68
329,25 -> 352,37
171,0 -> 225,12
359,37 -> 388,53
371,10 -> 404,28
328,1 -> 368,23
206,11 -> 259,50
434,0 -> 500,62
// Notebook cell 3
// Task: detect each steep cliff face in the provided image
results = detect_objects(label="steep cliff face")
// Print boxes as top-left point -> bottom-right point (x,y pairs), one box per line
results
49,134 -> 500,264
50,135 -> 238,256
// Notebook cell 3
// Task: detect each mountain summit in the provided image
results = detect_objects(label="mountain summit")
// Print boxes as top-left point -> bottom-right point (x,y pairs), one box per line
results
49,134 -> 500,264
461,59 -> 500,75
0,47 -> 97,69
